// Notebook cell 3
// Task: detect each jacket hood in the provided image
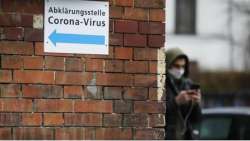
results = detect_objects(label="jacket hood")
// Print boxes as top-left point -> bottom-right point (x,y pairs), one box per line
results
165,47 -> 189,77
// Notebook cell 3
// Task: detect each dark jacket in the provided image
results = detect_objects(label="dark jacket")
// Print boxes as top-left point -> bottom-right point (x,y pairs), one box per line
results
165,48 -> 202,140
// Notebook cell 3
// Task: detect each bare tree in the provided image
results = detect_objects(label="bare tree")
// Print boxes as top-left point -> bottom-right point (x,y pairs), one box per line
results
232,0 -> 250,70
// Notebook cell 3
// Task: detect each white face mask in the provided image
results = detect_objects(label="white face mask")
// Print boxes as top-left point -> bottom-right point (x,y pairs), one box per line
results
168,68 -> 185,79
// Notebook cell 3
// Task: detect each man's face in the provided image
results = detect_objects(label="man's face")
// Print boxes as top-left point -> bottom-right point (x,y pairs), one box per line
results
168,58 -> 186,79
171,58 -> 186,70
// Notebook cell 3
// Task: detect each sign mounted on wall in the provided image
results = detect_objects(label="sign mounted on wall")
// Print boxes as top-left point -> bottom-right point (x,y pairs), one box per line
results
44,0 -> 109,54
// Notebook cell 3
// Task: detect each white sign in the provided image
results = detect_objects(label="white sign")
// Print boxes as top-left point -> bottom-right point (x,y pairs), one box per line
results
44,0 -> 109,54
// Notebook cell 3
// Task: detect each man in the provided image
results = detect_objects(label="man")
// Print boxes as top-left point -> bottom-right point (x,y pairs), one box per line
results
165,48 -> 202,140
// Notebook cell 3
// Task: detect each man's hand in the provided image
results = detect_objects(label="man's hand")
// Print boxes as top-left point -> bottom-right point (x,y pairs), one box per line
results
189,90 -> 201,104
175,90 -> 201,105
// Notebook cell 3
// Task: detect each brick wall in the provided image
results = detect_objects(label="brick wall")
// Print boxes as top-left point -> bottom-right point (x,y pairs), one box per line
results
0,0 -> 166,139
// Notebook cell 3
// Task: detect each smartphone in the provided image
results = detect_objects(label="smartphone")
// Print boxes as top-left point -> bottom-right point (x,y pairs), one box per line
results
190,84 -> 200,90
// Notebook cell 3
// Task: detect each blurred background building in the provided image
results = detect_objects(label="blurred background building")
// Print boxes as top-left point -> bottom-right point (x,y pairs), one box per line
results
166,0 -> 250,108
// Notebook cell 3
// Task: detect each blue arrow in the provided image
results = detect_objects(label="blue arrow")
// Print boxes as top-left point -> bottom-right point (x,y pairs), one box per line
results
49,30 -> 105,46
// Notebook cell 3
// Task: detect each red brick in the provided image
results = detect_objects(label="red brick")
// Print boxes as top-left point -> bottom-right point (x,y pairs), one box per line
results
124,87 -> 148,100
0,0 -> 167,135
149,88 -> 166,101
134,128 -> 165,140
95,128 -> 132,140
34,42 -> 44,55
64,113 -> 102,126
74,100 -> 113,113
15,0 -> 43,14
0,41 -> 33,55
21,14 -> 34,27
55,128 -> 85,140
135,0 -> 165,8
85,86 -> 103,100
109,19 -> 114,32
3,27 -> 24,40
134,74 -> 157,87
23,56 -> 43,70
110,19 -> 114,32
124,34 -> 147,47
114,0 -> 133,6
0,84 -> 21,97
0,13 -> 33,27
150,9 -> 165,22
96,73 -> 133,86
0,113 -> 20,126
85,128 -> 95,140
65,58 -> 84,72
123,113 -> 148,127
139,22 -> 165,34
86,59 -> 103,72
0,70 -> 12,83
103,114 -> 122,127
149,114 -> 165,127
149,88 -> 157,100
114,100 -> 132,113
24,28 -> 43,42
22,85 -> 63,98
114,47 -> 133,60
134,101 -> 165,113
0,99 -> 33,112
83,46 -> 114,59
105,60 -> 123,72
35,99 -> 73,112
149,61 -> 157,73
148,35 -> 165,47
55,72 -> 93,85
109,0 -> 113,5
125,61 -> 148,73
35,42 -> 73,57
1,0 -> 15,12
64,86 -> 84,99
104,87 -> 123,100
115,20 -> 138,33
134,48 -> 158,60
45,56 -> 65,70
21,113 -> 42,126
0,13 -> 15,26
110,6 -> 123,18
1,55 -> 23,69
13,128 -> 54,140
44,113 -> 64,126
0,128 -> 12,140
124,8 -> 148,21
110,33 -> 123,46
13,70 -> 54,84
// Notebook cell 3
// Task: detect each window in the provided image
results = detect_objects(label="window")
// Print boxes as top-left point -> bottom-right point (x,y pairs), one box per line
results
175,0 -> 196,34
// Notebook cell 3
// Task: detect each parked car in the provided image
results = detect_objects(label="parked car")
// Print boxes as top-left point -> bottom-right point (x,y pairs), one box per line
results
198,107 -> 250,140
